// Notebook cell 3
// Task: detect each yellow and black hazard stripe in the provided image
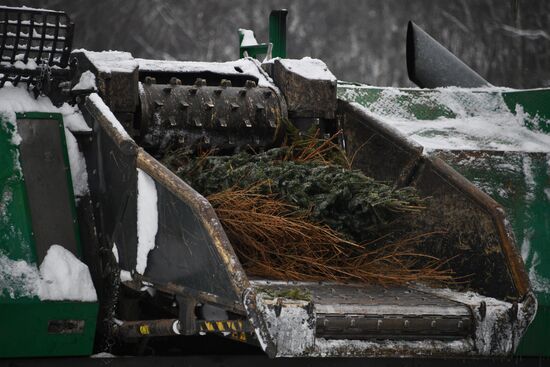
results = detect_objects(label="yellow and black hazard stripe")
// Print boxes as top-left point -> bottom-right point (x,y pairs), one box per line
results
199,319 -> 247,333
198,319 -> 250,342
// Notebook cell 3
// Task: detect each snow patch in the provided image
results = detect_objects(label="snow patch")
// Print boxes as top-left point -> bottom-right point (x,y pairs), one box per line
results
0,245 -> 97,302
39,245 -> 97,301
136,58 -> 274,88
3,54 -> 38,70
72,70 -> 97,91
0,84 -> 91,197
343,86 -> 550,153
0,252 -> 41,299
239,29 -> 259,46
64,128 -> 89,198
90,352 -> 116,358
120,270 -> 132,282
88,93 -> 131,139
73,50 -> 138,74
112,243 -> 119,263
528,252 -> 550,294
279,57 -> 337,81
136,168 -> 158,275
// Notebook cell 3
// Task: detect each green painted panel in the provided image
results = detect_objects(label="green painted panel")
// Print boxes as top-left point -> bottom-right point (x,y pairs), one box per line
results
433,151 -> 550,356
338,84 -> 550,356
338,83 -> 550,132
0,300 -> 98,357
0,112 -> 98,357
503,89 -> 550,133
0,113 -> 36,262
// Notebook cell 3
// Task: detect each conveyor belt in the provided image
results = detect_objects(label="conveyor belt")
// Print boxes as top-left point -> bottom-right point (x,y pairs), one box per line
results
252,280 -> 473,340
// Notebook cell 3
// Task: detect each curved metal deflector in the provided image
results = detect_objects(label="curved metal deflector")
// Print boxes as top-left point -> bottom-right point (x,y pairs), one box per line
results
406,21 -> 490,88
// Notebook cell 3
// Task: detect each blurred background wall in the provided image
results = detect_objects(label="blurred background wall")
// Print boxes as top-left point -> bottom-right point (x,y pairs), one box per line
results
5,0 -> 550,88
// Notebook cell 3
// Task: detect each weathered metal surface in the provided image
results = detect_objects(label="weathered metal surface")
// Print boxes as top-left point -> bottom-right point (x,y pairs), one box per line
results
337,83 -> 550,133
116,319 -> 182,338
248,280 -> 534,357
406,21 -> 490,88
338,100 -> 423,185
17,114 -> 80,262
84,92 -> 249,311
0,6 -> 74,91
0,112 -> 97,358
252,281 -> 472,340
72,51 -> 139,134
272,59 -> 337,119
83,95 -> 139,272
138,78 -> 284,153
432,150 -> 550,356
337,100 -> 530,301
136,149 -> 249,302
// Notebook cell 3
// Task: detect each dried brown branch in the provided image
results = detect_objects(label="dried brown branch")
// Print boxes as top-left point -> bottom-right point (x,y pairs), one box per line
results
208,186 -> 453,286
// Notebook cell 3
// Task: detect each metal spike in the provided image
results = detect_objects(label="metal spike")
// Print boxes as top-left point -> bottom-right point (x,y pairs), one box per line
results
194,78 -> 207,87
220,79 -> 232,88
245,80 -> 257,88
170,77 -> 182,86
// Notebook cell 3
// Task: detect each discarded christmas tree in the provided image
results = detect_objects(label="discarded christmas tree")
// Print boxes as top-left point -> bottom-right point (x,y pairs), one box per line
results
162,133 -> 452,285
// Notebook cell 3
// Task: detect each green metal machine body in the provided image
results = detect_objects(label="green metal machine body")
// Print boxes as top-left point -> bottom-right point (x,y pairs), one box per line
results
0,4 -> 547,363
239,9 -> 287,59
0,112 -> 98,358
338,84 -> 550,356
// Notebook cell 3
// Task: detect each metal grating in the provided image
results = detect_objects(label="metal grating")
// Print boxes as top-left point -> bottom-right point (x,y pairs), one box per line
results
0,6 -> 74,88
